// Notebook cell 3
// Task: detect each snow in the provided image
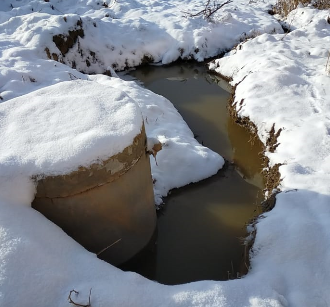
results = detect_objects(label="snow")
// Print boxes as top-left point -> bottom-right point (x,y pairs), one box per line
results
1,0 -> 330,306
92,75 -> 224,204
0,0 -> 283,89
0,79 -> 143,206
208,4 -> 330,306
209,7 -> 330,195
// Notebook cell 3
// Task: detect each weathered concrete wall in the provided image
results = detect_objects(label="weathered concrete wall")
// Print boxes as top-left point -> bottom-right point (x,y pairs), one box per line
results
32,125 -> 157,265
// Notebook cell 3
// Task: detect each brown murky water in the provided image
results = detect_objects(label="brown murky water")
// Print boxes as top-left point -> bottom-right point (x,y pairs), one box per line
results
119,63 -> 264,285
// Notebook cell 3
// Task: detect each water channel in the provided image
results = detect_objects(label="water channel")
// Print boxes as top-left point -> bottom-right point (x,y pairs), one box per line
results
118,63 -> 264,285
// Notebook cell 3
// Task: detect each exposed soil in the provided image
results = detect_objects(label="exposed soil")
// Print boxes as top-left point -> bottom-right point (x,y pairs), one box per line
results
45,19 -> 84,64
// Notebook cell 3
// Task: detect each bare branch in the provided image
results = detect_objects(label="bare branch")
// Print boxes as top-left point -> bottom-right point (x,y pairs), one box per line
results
182,0 -> 232,21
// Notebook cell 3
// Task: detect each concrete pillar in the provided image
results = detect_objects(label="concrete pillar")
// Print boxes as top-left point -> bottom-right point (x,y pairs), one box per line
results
32,125 -> 157,265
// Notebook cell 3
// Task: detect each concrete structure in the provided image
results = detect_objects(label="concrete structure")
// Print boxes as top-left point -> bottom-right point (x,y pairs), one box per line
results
32,125 -> 157,265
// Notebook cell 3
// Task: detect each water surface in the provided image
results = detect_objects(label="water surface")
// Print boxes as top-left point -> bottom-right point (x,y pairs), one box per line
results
119,63 -> 264,285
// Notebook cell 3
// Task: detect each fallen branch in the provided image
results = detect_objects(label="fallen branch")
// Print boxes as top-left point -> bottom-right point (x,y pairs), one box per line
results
68,289 -> 92,307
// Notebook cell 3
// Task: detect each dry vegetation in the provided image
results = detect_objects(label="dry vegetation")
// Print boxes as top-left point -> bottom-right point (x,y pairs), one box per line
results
273,0 -> 330,16
272,0 -> 330,74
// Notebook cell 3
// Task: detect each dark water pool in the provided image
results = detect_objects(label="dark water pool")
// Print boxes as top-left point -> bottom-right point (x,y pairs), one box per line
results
118,63 -> 264,285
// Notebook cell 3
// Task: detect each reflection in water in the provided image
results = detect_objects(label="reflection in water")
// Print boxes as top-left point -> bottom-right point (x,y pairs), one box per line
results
119,63 -> 264,285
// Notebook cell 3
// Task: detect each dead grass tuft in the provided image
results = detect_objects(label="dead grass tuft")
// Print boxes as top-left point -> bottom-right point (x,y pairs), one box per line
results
273,0 -> 330,16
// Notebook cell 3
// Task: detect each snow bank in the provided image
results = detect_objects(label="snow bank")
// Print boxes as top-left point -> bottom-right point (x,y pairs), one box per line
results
209,5 -> 330,306
5,188 -> 329,307
209,7 -> 330,196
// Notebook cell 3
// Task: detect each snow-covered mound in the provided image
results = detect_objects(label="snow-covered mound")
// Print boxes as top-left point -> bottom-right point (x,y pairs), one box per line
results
0,80 -> 143,206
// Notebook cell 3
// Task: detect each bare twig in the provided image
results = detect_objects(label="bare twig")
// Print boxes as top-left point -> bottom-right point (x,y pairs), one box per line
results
68,289 -> 92,307
96,238 -> 122,256
182,0 -> 232,21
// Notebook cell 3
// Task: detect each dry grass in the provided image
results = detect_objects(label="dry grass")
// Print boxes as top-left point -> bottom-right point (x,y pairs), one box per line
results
273,0 -> 330,16
315,0 -> 330,9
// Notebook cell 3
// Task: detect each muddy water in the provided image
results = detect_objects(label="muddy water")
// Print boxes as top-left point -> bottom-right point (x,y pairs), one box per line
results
119,63 -> 264,285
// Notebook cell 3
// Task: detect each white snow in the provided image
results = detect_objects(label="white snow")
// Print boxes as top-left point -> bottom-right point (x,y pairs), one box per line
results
1,0 -> 330,306
209,4 -> 330,306
209,6 -> 330,195
0,79 -> 143,206
92,75 -> 224,204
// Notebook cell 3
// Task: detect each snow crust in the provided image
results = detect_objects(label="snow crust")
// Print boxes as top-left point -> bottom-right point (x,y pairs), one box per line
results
1,0 -> 330,306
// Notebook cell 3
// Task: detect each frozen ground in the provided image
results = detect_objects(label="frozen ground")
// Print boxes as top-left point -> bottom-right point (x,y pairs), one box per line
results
0,0 -> 330,306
